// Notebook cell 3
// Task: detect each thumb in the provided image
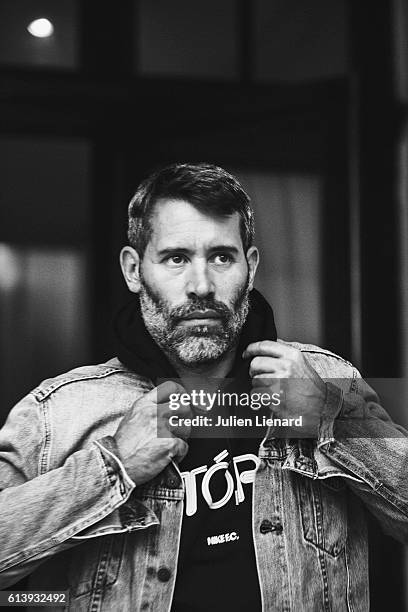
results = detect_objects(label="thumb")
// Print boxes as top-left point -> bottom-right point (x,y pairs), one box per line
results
171,438 -> 189,463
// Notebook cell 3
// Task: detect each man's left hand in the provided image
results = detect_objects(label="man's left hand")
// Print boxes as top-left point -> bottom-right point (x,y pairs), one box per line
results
243,341 -> 327,429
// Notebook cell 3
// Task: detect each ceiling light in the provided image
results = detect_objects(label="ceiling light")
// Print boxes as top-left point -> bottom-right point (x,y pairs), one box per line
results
27,18 -> 54,38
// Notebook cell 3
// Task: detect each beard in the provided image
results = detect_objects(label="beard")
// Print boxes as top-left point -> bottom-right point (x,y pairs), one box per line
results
139,274 -> 250,368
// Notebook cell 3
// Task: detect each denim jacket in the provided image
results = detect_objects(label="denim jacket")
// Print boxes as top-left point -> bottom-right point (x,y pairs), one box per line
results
1,341 -> 408,611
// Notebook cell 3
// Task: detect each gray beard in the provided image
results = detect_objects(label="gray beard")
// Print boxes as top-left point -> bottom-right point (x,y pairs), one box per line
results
139,277 -> 250,367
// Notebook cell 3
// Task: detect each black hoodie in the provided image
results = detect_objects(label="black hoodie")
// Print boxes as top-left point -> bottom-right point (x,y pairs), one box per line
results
114,289 -> 277,612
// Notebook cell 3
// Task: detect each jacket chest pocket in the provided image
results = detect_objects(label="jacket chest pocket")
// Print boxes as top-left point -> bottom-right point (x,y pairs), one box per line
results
297,476 -> 347,557
68,534 -> 125,598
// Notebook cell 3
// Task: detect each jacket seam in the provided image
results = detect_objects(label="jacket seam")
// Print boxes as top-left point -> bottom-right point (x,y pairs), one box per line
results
279,339 -> 350,361
344,539 -> 354,612
32,368 -> 148,403
38,400 -> 52,476
300,349 -> 353,367
349,367 -> 359,393
281,340 -> 352,367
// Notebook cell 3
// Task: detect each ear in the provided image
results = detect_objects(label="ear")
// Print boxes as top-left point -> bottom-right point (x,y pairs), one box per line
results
120,246 -> 141,293
246,246 -> 259,291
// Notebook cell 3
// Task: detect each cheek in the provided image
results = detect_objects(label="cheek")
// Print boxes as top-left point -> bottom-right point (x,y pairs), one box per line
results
146,272 -> 187,308
215,270 -> 248,302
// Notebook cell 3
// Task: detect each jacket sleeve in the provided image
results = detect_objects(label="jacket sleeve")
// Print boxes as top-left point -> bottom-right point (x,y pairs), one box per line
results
0,392 -> 136,588
317,377 -> 408,543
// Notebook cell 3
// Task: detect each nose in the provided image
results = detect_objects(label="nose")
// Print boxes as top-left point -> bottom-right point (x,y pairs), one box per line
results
186,260 -> 215,298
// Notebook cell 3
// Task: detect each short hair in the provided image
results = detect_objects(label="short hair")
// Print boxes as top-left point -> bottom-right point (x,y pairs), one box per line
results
127,163 -> 254,257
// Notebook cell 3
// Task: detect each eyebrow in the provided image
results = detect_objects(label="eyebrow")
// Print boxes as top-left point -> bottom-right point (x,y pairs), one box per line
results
156,245 -> 240,257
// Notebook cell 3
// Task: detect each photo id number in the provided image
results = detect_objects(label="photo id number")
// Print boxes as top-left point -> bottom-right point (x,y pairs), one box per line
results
0,591 -> 68,607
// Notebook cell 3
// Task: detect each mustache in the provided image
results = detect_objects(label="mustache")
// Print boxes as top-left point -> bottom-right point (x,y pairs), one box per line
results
138,271 -> 250,330
169,298 -> 232,325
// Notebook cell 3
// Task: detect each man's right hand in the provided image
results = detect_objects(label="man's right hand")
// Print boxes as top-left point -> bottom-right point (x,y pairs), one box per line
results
113,381 -> 190,486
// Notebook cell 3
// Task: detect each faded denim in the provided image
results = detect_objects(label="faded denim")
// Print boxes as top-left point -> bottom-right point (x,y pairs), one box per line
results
0,341 -> 408,611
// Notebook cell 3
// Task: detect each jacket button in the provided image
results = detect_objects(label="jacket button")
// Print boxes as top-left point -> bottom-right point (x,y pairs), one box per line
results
260,519 -> 273,534
260,519 -> 283,534
166,477 -> 179,488
157,566 -> 171,582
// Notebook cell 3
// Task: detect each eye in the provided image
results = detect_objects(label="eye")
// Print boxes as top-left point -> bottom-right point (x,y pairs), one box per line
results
211,253 -> 233,266
164,254 -> 187,267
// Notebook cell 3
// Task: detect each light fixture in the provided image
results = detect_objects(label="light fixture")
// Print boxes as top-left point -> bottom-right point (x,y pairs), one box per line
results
27,18 -> 54,38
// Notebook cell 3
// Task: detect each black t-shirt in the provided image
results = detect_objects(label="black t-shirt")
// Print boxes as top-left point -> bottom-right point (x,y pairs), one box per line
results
171,434 -> 263,612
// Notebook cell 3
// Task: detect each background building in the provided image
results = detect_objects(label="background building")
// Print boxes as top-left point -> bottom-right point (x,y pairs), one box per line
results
0,1 -> 407,608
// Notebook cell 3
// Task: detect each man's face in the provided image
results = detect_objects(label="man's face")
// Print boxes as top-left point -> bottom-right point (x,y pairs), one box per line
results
135,199 -> 258,367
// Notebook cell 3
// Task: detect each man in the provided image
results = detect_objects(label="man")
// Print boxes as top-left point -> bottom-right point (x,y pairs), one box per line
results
0,163 -> 407,611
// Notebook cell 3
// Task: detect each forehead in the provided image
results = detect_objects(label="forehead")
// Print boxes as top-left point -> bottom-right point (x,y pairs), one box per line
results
148,198 -> 242,248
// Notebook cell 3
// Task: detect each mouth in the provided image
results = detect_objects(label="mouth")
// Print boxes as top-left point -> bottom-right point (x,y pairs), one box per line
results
178,310 -> 222,326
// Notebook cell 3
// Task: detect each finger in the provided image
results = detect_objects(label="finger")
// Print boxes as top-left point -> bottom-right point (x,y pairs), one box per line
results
250,380 -> 282,405
171,438 -> 189,462
168,419 -> 191,441
158,401 -> 192,418
242,340 -> 286,359
251,374 -> 281,387
158,403 -> 191,439
249,356 -> 280,377
157,413 -> 190,441
250,356 -> 294,378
